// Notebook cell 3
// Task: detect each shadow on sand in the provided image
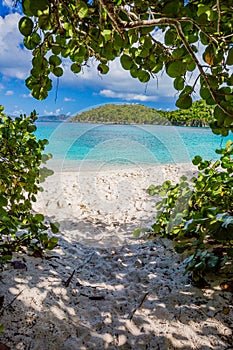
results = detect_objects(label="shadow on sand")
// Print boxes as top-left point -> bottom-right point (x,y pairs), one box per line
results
0,218 -> 232,350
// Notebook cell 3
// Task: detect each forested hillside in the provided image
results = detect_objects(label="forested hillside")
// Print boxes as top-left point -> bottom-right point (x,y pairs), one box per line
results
72,100 -> 213,126
72,103 -> 167,124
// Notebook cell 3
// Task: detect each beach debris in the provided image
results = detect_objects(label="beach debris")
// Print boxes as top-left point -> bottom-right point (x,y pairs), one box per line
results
79,292 -> 105,300
0,290 -> 24,316
220,281 -> 233,292
63,269 -> 75,287
0,343 -> 10,350
0,296 -> 4,309
11,261 -> 27,270
128,291 -> 149,320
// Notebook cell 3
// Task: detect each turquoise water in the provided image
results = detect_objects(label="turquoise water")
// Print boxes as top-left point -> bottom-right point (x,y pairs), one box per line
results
35,122 -> 232,169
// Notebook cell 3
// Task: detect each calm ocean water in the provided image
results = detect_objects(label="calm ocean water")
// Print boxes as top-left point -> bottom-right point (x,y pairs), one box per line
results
35,122 -> 232,170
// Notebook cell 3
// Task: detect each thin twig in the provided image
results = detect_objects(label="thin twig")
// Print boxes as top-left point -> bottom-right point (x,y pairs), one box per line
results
129,292 -> 149,320
63,269 -> 75,287
76,252 -> 95,271
0,290 -> 24,316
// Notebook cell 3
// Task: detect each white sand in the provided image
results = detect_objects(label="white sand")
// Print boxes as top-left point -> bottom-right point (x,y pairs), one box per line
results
0,163 -> 232,349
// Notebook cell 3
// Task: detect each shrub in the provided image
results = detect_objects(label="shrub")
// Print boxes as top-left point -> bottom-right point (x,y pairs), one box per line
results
148,140 -> 233,282
0,107 -> 59,261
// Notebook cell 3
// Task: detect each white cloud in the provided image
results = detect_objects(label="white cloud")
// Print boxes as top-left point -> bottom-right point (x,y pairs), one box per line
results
5,90 -> 14,95
64,97 -> 75,102
0,13 -> 32,80
99,89 -> 158,102
43,108 -> 63,116
21,93 -> 33,98
3,0 -> 12,8
62,57 -> 177,100
0,83 -> 4,90
11,108 -> 26,116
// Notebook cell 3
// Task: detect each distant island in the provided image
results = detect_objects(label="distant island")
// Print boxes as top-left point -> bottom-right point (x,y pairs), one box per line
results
71,100 -> 213,126
38,100 -> 214,126
37,114 -> 69,122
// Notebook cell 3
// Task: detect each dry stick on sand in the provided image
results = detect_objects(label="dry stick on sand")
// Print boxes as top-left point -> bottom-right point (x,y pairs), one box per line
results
128,291 -> 149,320
0,290 -> 24,316
63,252 -> 95,287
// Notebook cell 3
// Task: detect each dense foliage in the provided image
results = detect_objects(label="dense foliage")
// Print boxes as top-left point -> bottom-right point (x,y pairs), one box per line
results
72,100 -> 213,126
18,0 -> 233,135
164,99 -> 213,126
0,107 -> 59,261
147,140 -> 233,282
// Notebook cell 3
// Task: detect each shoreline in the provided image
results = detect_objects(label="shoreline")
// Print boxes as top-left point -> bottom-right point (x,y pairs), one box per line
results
45,158 -> 196,173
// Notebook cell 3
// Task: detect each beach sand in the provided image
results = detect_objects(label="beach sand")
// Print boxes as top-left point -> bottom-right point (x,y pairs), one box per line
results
0,163 -> 232,349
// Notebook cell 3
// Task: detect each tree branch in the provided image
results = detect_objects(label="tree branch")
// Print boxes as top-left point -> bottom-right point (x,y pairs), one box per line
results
216,0 -> 221,34
97,0 -> 124,34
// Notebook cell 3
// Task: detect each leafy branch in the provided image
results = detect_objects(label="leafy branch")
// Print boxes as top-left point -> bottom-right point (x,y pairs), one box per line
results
148,140 -> 233,282
0,108 -> 59,261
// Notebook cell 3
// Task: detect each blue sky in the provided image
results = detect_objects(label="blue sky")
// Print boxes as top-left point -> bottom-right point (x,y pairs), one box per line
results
0,1 -> 180,117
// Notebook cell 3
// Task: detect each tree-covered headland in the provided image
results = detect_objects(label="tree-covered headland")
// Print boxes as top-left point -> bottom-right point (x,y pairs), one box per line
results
72,99 -> 213,126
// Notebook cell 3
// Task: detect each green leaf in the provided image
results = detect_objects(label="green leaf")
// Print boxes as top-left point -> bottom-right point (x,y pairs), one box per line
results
0,195 -> 7,207
176,94 -> 192,109
50,222 -> 60,234
29,0 -> 49,16
197,4 -> 209,17
101,29 -> 112,41
97,63 -> 109,74
49,55 -> 61,67
226,48 -> 233,66
192,155 -> 202,165
130,65 -> 138,78
53,67 -> 63,77
38,14 -> 51,30
137,70 -> 150,83
47,237 -> 58,250
24,33 -> 41,50
71,63 -> 81,74
18,16 -> 33,36
174,77 -> 184,91
151,62 -> 163,74
76,1 -> 89,18
172,48 -> 185,59
164,29 -> 177,45
22,0 -> 34,16
34,214 -> 44,223
120,54 -> 133,70
167,61 -> 186,78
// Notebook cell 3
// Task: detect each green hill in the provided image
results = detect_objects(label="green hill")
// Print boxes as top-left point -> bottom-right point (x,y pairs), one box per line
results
72,103 -> 168,125
71,100 -> 214,126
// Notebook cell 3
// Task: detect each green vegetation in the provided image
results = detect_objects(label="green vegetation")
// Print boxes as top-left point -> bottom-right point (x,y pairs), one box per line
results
72,103 -> 167,125
0,107 -> 59,262
13,0 -> 233,281
19,0 -> 233,135
164,99 -> 213,127
72,100 -> 213,126
147,140 -> 233,283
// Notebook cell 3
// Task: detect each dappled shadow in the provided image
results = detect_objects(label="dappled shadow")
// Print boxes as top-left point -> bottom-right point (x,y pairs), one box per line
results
0,218 -> 232,350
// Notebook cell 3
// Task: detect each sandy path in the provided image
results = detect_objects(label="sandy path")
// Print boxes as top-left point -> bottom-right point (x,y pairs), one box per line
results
0,164 -> 232,349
